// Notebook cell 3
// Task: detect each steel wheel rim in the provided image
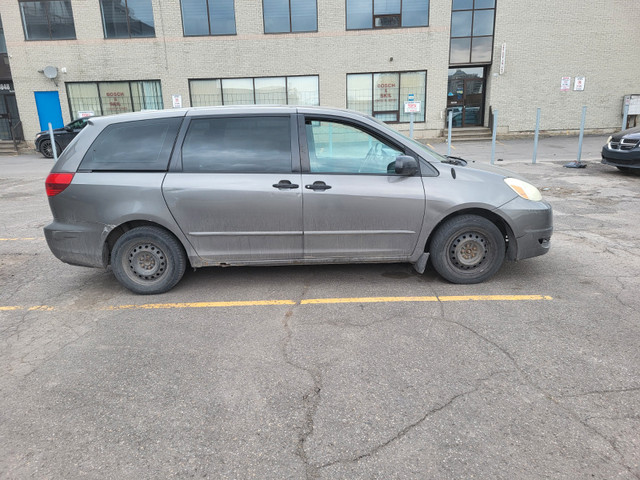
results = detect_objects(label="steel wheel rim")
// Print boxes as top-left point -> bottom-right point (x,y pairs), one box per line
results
449,231 -> 489,270
126,243 -> 167,282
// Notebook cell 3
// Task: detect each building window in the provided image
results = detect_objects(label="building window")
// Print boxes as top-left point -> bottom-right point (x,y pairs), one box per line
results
347,71 -> 426,123
181,0 -> 236,36
19,0 -> 76,40
346,0 -> 428,30
100,0 -> 155,38
66,80 -> 163,118
449,0 -> 495,65
263,0 -> 317,33
190,76 -> 319,106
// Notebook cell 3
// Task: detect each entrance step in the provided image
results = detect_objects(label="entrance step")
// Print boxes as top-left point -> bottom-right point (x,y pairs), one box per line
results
449,127 -> 493,141
0,140 -> 19,155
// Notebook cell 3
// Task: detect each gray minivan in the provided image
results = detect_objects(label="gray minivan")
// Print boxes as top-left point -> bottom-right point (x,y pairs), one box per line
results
44,106 -> 552,294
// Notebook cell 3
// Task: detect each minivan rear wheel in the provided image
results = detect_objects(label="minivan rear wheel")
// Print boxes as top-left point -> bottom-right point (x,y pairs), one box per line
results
111,226 -> 186,294
430,215 -> 505,284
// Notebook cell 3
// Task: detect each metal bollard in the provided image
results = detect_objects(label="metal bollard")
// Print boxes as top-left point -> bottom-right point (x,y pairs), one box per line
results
447,110 -> 452,156
48,123 -> 58,162
564,106 -> 587,168
491,109 -> 498,165
532,108 -> 541,164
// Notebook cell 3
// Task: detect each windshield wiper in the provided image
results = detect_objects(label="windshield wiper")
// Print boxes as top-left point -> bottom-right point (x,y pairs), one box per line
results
443,155 -> 468,166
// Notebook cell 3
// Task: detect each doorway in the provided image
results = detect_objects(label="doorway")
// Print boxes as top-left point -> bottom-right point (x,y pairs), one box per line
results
0,91 -> 22,141
446,67 -> 485,128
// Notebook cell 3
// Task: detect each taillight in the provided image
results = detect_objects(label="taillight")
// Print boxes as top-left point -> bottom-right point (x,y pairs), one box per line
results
45,173 -> 74,197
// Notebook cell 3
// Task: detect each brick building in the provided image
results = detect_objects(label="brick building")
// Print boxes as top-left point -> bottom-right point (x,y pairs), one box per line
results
0,0 -> 638,145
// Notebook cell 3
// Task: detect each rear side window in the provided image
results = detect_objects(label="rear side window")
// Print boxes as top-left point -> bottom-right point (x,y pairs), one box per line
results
80,118 -> 182,171
181,116 -> 292,173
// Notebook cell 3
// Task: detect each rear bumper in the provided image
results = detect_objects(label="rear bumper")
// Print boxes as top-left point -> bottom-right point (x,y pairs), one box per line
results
44,221 -> 107,268
498,197 -> 553,261
601,147 -> 640,168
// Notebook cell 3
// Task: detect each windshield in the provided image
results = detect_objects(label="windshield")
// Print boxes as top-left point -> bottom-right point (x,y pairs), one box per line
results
368,115 -> 449,163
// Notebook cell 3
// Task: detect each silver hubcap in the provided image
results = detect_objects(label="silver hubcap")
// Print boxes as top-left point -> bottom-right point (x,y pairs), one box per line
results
450,233 -> 487,269
128,244 -> 166,280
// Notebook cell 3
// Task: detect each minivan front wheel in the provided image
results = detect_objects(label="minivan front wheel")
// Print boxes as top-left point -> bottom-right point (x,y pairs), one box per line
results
430,215 -> 505,284
111,226 -> 187,294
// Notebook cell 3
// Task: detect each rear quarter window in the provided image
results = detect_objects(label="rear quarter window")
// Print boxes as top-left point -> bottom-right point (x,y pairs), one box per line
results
181,116 -> 292,173
79,118 -> 182,171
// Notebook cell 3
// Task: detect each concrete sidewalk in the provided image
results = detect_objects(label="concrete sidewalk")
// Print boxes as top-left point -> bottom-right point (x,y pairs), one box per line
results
425,134 -> 607,165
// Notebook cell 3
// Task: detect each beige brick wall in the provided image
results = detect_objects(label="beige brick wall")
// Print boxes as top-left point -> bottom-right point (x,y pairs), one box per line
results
1,0 -> 638,144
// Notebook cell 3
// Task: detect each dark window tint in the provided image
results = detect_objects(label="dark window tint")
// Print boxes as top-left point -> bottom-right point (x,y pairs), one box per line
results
100,0 -> 155,39
263,0 -> 316,33
181,0 -> 236,35
19,0 -> 76,40
182,116 -> 292,173
346,0 -> 428,29
80,118 -> 182,171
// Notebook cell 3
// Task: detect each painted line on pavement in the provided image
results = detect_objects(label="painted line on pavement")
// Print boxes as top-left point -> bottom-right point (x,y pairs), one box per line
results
106,300 -> 297,310
0,238 -> 38,242
0,295 -> 553,312
301,295 -> 552,304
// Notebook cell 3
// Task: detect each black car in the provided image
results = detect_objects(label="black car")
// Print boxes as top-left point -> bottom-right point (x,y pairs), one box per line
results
35,117 -> 92,158
601,125 -> 640,172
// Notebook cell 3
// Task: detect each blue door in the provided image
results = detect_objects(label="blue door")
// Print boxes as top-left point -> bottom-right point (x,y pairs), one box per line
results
34,91 -> 64,131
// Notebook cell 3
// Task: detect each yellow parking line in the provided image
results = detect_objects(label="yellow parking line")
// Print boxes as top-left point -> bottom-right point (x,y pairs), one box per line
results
302,296 -> 439,304
438,295 -> 553,302
106,299 -> 297,310
0,238 -> 38,242
302,295 -> 552,304
0,295 -> 553,312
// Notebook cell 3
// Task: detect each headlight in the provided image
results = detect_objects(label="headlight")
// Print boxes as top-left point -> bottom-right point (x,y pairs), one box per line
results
504,178 -> 542,202
606,135 -> 612,145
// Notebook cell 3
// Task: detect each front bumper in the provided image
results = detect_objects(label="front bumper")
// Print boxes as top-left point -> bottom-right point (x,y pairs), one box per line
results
601,146 -> 640,169
498,196 -> 553,261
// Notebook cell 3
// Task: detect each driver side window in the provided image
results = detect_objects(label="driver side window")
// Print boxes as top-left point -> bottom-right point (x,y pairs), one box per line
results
306,120 -> 402,174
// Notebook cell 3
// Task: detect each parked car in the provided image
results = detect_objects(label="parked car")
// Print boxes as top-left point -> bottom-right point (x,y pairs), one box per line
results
44,106 -> 552,294
601,125 -> 640,172
35,117 -> 92,158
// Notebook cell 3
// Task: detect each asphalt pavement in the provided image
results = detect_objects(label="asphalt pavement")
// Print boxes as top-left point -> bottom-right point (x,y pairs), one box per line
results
1,138 -> 639,479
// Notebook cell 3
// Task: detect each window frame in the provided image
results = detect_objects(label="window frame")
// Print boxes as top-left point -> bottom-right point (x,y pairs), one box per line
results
99,0 -> 156,39
188,75 -> 320,107
19,0 -> 77,41
66,79 -> 164,118
345,0 -> 430,31
173,113 -> 298,174
262,0 -> 318,34
345,70 -> 427,124
298,114 -> 419,176
449,0 -> 496,65
179,0 -> 237,36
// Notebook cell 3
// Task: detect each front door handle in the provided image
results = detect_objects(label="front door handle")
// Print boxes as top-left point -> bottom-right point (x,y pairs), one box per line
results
272,180 -> 299,189
305,181 -> 332,191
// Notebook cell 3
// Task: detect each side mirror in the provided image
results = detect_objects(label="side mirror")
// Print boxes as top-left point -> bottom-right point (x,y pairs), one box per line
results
395,155 -> 419,176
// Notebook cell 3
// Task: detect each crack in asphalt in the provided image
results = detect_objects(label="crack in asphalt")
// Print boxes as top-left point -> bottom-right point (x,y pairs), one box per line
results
559,386 -> 640,398
280,284 -> 323,480
441,318 -> 640,479
315,370 -> 510,470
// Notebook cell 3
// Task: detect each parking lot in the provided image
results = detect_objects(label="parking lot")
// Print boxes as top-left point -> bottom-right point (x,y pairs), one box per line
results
1,139 -> 639,479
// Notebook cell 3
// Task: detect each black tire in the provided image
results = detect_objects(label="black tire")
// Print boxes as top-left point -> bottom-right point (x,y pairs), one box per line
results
616,166 -> 632,173
40,139 -> 60,159
430,215 -> 505,284
111,226 -> 187,295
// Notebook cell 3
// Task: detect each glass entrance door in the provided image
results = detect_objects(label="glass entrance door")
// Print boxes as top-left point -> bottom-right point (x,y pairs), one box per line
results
447,67 -> 485,128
